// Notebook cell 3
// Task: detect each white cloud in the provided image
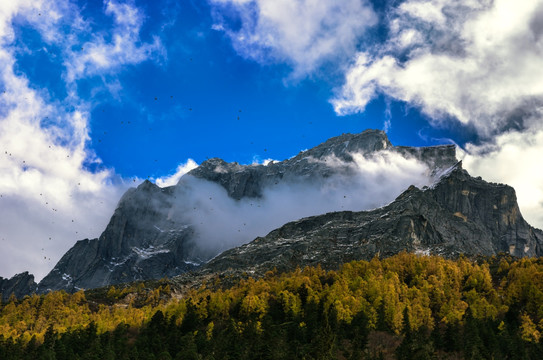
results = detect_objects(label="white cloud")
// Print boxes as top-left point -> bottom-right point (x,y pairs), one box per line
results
0,48 -> 128,281
0,0 -> 162,281
250,155 -> 277,166
461,129 -> 543,230
333,0 -> 543,137
329,0 -> 543,231
64,0 -> 164,83
0,1 -> 60,43
154,159 -> 199,187
209,0 -> 377,77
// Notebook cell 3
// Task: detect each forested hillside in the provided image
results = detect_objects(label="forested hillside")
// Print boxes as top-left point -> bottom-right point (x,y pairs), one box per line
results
2,253 -> 543,359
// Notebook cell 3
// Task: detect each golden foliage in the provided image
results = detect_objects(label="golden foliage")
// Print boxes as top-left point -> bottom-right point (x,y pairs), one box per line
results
2,253 -> 543,344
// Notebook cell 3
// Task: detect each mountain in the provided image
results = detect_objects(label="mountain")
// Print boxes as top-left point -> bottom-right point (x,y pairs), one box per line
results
36,129 -> 458,293
196,162 -> 543,279
0,272 -> 37,302
24,129 -> 542,296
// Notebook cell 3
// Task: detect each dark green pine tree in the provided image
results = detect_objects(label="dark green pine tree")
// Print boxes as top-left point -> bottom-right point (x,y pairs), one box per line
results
463,308 -> 484,360
38,325 -> 56,360
396,307 -> 435,360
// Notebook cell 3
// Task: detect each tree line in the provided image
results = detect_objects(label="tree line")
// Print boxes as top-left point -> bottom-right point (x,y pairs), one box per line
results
1,252 -> 543,359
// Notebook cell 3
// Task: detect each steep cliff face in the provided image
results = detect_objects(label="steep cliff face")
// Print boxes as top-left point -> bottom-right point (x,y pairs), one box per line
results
200,164 -> 543,277
38,181 -> 198,293
0,272 -> 37,301
427,166 -> 542,257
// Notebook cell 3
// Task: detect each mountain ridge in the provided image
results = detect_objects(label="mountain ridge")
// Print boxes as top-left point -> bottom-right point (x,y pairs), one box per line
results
34,129 -> 459,294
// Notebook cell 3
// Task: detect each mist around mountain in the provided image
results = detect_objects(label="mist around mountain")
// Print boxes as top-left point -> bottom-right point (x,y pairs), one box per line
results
2,129 -> 542,302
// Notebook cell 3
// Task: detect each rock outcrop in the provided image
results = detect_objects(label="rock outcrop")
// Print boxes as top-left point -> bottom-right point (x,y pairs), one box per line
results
0,272 -> 37,301
189,130 -> 456,199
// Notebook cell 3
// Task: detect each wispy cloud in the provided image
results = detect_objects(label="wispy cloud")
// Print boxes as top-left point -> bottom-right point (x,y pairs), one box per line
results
0,46 -> 127,281
0,0 -> 164,281
173,150 -> 434,259
64,0 -> 164,83
154,159 -> 198,188
327,0 -> 543,229
209,0 -> 377,77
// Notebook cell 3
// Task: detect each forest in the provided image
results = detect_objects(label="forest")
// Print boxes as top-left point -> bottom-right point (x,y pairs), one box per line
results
1,252 -> 543,359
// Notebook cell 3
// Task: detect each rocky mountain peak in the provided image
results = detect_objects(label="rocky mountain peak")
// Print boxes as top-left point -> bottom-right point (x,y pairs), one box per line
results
0,272 -> 37,302
187,129 -> 457,200
138,179 -> 161,191
290,129 -> 392,162
36,130 -> 461,293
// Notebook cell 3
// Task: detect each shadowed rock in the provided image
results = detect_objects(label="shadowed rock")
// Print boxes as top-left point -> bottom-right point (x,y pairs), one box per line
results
0,272 -> 37,301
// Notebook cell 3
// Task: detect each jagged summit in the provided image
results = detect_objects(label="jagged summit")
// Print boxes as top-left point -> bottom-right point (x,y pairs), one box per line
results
287,129 -> 392,161
196,129 -> 392,170
187,129 -> 457,199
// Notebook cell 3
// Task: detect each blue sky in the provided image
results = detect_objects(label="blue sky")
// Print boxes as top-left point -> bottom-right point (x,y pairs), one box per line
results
10,0 -> 471,178
2,0 -> 543,280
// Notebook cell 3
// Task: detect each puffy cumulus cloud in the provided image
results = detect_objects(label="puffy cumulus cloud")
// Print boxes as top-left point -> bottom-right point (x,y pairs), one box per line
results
64,0 -> 164,83
154,159 -> 199,188
329,0 -> 543,233
461,129 -> 543,229
171,150 -> 434,258
333,0 -> 543,138
0,0 -> 162,281
209,0 -> 377,77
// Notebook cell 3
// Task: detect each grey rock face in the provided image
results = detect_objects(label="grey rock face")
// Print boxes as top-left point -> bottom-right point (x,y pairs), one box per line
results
200,163 -> 543,277
38,181 -> 198,293
0,272 -> 37,301
34,130 -> 473,293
